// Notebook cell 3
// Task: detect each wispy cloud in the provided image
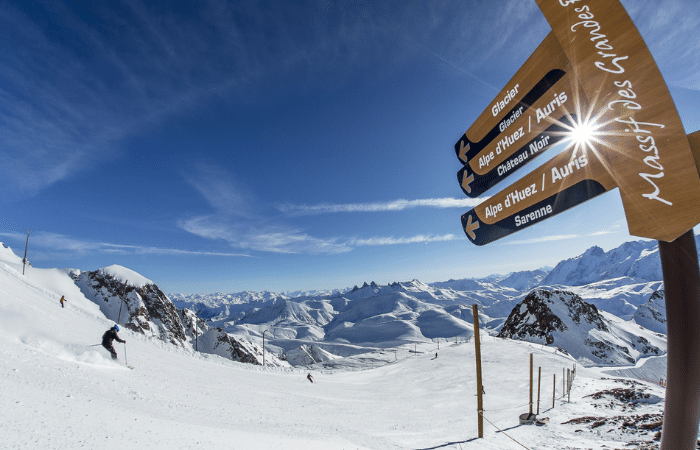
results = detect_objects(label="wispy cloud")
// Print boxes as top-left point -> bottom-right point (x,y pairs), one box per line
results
275,197 -> 483,215
0,232 -> 253,259
179,165 -> 466,254
589,230 -> 614,237
178,217 -> 353,255
179,215 -> 459,254
500,234 -> 580,246
349,234 -> 458,246
501,229 -> 616,246
1,0 -> 388,198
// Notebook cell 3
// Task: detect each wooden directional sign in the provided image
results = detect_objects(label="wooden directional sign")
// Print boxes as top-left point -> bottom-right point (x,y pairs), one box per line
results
454,32 -> 570,165
536,0 -> 700,242
457,71 -> 582,198
456,0 -> 700,245
461,144 -> 616,245
461,130 -> 700,246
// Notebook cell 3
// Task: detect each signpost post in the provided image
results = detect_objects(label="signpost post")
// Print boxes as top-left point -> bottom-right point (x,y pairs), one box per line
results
454,1 -> 700,446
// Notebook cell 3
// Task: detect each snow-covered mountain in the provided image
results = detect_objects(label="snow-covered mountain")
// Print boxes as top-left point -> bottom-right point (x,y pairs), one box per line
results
165,236 -> 684,370
0,253 -> 669,449
633,290 -> 667,335
541,239 -> 670,286
0,245 -> 289,368
498,289 -> 665,366
1,233 -> 686,372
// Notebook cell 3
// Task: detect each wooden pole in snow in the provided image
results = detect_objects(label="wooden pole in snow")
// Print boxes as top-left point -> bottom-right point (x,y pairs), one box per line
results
537,366 -> 542,415
22,229 -> 30,275
472,304 -> 484,438
529,353 -> 533,415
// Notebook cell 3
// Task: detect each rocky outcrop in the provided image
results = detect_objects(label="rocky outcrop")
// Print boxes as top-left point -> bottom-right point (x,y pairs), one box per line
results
633,290 -> 666,335
72,265 -> 290,367
72,266 -> 187,346
498,289 -> 607,342
498,289 -> 664,366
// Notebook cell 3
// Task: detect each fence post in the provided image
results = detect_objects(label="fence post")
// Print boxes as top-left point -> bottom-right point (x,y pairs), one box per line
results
567,369 -> 571,403
529,353 -> 533,415
537,366 -> 542,415
472,304 -> 484,439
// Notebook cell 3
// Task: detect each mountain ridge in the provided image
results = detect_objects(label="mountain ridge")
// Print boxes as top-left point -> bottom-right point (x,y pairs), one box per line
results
1,235 -> 686,369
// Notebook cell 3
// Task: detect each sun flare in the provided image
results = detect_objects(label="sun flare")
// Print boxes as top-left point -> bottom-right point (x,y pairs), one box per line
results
567,118 -> 598,149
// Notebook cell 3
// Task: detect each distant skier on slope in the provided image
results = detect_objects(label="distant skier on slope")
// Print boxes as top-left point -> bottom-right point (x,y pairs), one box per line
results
102,324 -> 126,360
307,373 -> 314,383
59,296 -> 66,308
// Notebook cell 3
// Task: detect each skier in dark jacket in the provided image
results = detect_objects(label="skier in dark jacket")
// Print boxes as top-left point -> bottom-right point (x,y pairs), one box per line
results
102,324 -> 126,360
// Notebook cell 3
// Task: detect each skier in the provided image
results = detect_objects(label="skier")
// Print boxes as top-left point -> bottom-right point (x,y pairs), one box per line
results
307,373 -> 314,383
102,324 -> 126,360
59,296 -> 66,308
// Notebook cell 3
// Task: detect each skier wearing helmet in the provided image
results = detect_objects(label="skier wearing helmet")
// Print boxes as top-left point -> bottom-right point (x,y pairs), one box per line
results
102,324 -> 126,360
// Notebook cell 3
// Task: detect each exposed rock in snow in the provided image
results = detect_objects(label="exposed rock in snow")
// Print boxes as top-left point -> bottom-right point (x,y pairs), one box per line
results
71,266 -> 289,367
72,267 -> 187,347
285,343 -> 340,366
633,290 -> 666,335
197,327 -> 288,367
498,289 -> 665,366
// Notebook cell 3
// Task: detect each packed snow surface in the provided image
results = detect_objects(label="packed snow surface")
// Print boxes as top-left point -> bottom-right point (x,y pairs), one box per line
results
1,253 -> 672,449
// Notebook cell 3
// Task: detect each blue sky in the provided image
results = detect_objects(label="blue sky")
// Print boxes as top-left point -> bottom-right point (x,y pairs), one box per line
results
2,0 -> 700,294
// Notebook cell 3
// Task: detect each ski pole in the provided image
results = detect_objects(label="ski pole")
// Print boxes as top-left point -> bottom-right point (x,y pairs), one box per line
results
124,342 -> 128,365
86,344 -> 102,347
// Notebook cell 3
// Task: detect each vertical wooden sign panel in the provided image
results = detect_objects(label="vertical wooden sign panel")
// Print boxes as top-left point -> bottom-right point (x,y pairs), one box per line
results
536,0 -> 700,242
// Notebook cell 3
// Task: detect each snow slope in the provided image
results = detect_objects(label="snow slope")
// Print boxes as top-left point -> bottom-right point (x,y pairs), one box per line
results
1,252 -> 672,449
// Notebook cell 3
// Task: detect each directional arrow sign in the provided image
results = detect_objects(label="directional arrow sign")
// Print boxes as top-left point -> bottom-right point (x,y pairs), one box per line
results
461,130 -> 700,246
537,0 -> 700,242
454,32 -> 570,165
456,69 -> 586,197
458,120 -> 572,197
461,144 -> 617,245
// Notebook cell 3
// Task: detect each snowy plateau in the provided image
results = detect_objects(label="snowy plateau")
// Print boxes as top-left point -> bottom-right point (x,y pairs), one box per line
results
0,236 -> 693,449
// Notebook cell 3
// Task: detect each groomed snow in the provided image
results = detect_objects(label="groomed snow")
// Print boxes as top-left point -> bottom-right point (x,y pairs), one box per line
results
1,259 -> 672,449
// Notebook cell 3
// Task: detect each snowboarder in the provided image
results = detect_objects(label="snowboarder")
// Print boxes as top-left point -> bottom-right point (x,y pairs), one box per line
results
102,324 -> 126,360
59,296 -> 66,308
307,373 -> 314,383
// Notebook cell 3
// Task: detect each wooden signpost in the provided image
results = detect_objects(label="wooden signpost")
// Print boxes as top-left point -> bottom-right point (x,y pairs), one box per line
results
455,1 -> 700,447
